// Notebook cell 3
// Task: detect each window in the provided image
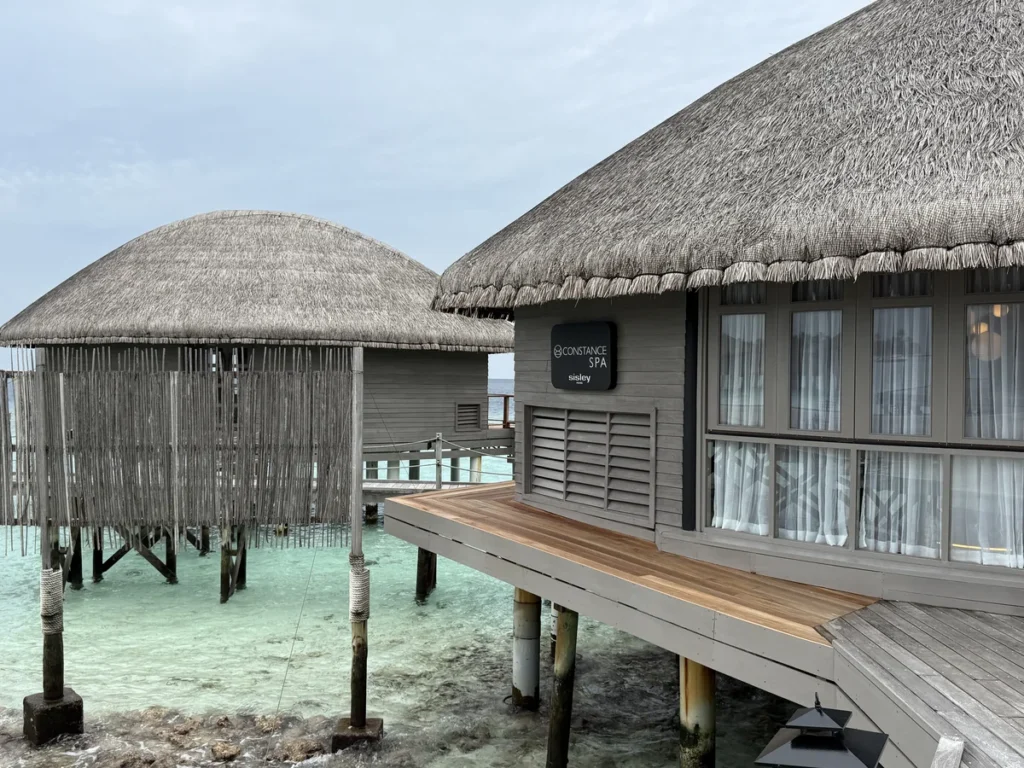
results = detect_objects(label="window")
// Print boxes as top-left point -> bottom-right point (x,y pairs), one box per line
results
702,271 -> 1024,570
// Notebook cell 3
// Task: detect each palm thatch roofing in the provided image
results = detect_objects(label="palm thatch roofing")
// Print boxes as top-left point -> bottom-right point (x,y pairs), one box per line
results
434,0 -> 1024,317
1,210 -> 512,351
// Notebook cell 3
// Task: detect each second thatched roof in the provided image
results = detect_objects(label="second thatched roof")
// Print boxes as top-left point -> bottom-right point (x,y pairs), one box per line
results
434,0 -> 1024,317
0,211 -> 512,351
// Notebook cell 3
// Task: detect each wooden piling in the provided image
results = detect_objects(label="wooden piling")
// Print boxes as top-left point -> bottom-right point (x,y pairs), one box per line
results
68,527 -> 83,590
416,547 -> 436,602
236,526 -> 246,590
546,606 -> 578,768
200,525 -> 210,556
219,526 -> 231,603
164,528 -> 177,585
512,588 -> 541,710
350,619 -> 368,727
679,657 -> 715,768
470,455 -> 483,483
450,457 -> 461,482
365,504 -> 379,524
92,527 -> 103,583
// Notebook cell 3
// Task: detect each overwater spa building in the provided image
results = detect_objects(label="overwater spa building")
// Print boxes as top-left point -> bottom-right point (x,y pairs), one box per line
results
386,1 -> 1024,766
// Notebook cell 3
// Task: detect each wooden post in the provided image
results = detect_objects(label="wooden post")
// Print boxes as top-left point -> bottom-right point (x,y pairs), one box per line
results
679,657 -> 715,768
512,589 -> 541,710
68,526 -> 83,590
408,458 -> 420,481
236,525 -> 246,590
333,346 -> 382,750
92,527 -> 103,582
434,434 -> 443,489
450,457 -> 461,482
164,527 -> 178,585
365,504 -> 379,524
503,395 -> 511,428
546,606 -> 579,768
219,525 -> 231,603
550,602 -> 560,655
470,455 -> 483,483
200,525 -> 210,555
416,547 -> 436,602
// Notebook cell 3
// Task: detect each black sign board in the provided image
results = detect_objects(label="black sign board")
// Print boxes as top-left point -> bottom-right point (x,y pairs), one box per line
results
551,322 -> 616,390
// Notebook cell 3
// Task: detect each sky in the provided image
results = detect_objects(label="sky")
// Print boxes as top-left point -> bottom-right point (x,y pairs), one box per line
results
0,0 -> 869,379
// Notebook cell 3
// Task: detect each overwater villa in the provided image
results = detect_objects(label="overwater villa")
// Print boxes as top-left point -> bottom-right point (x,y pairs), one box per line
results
0,210 -> 511,744
386,1 -> 1024,766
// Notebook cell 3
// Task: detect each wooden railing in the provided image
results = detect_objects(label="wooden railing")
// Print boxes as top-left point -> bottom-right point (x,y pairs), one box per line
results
488,394 -> 514,429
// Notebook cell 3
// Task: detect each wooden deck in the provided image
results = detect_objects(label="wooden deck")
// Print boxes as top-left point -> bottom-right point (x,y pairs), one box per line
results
390,482 -> 873,645
825,603 -> 1024,768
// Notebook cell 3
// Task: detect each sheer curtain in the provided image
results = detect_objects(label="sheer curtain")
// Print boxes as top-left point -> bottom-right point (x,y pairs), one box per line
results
711,441 -> 770,535
871,307 -> 932,436
954,301 -> 1024,567
720,314 -> 764,426
858,451 -> 941,558
791,310 -> 842,431
777,446 -> 848,545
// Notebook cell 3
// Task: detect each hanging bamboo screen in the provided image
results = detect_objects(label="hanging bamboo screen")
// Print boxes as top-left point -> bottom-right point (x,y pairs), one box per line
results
1,345 -> 355,550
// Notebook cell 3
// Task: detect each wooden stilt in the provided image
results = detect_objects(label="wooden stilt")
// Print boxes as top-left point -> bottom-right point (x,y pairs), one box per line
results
351,619 -> 368,726
365,504 -> 379,524
68,527 -> 83,590
408,459 -> 420,481
550,602 -> 560,656
200,525 -> 210,556
679,658 -> 715,768
236,525 -> 246,590
470,454 -> 483,483
220,526 -> 231,603
164,528 -> 178,585
512,588 -> 541,710
416,547 -> 436,602
450,456 -> 461,482
546,606 -> 578,768
92,527 -> 103,583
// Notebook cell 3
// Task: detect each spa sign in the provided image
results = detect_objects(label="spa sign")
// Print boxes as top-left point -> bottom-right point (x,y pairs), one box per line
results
551,322 -> 617,390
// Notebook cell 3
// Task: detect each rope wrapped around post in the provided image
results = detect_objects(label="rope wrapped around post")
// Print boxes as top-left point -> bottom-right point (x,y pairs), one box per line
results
349,552 -> 370,622
40,567 -> 64,635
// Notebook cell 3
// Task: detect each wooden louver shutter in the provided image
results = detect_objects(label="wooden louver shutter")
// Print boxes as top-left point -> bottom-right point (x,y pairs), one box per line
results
529,406 -> 566,499
456,402 -> 482,431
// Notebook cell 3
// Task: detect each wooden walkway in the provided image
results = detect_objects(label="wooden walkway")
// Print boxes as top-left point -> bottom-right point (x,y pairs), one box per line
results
824,603 -> 1024,768
388,482 -> 873,646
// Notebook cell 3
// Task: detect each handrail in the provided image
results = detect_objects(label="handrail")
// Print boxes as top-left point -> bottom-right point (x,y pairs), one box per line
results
488,393 -> 514,429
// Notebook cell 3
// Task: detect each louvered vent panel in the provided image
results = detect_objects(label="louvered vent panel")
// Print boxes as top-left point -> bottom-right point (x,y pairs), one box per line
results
527,406 -> 653,526
529,406 -> 566,500
456,402 -> 482,432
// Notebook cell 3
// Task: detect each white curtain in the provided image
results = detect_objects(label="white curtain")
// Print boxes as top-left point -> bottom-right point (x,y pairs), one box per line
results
720,314 -> 765,427
871,307 -> 932,436
711,441 -> 770,535
858,451 -> 941,558
952,457 -> 1024,568
956,301 -> 1024,567
777,446 -> 848,546
791,310 -> 842,431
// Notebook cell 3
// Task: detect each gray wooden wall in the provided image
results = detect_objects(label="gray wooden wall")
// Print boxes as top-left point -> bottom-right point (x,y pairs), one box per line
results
364,348 -> 490,446
514,296 -> 686,539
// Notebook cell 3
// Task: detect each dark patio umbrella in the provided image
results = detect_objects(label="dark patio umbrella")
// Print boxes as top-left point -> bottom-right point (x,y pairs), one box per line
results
755,695 -> 888,768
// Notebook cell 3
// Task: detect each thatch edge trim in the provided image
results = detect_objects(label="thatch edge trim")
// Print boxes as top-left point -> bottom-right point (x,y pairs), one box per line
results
1,336 -> 511,353
433,241 -> 1023,316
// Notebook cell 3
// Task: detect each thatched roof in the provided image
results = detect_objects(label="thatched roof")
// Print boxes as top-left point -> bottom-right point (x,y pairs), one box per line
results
1,210 -> 512,351
434,0 -> 1024,316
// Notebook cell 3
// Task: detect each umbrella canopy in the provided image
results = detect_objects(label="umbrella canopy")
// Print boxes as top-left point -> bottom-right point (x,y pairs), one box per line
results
434,0 -> 1024,317
1,210 -> 513,351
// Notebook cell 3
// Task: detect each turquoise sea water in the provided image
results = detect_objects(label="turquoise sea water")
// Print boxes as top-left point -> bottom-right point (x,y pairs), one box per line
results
0,379 -> 790,766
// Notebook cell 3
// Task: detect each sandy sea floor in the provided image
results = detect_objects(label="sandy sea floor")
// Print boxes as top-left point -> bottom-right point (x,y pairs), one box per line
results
0,520 -> 791,767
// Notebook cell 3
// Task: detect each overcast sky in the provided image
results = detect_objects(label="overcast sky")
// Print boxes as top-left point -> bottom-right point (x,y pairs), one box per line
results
0,1 -> 869,378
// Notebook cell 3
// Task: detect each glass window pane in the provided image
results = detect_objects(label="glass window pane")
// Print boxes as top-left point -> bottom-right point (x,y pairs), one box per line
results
720,314 -> 765,427
792,280 -> 844,302
871,307 -> 932,435
952,456 -> 1024,568
710,441 -> 770,536
776,446 -> 849,546
966,267 -> 1024,294
722,283 -> 766,306
872,271 -> 933,298
965,303 -> 1024,440
857,450 -> 941,558
791,310 -> 842,431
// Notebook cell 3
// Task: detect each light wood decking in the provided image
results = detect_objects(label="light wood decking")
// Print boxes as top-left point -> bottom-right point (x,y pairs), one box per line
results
825,603 -> 1024,768
391,482 -> 873,645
